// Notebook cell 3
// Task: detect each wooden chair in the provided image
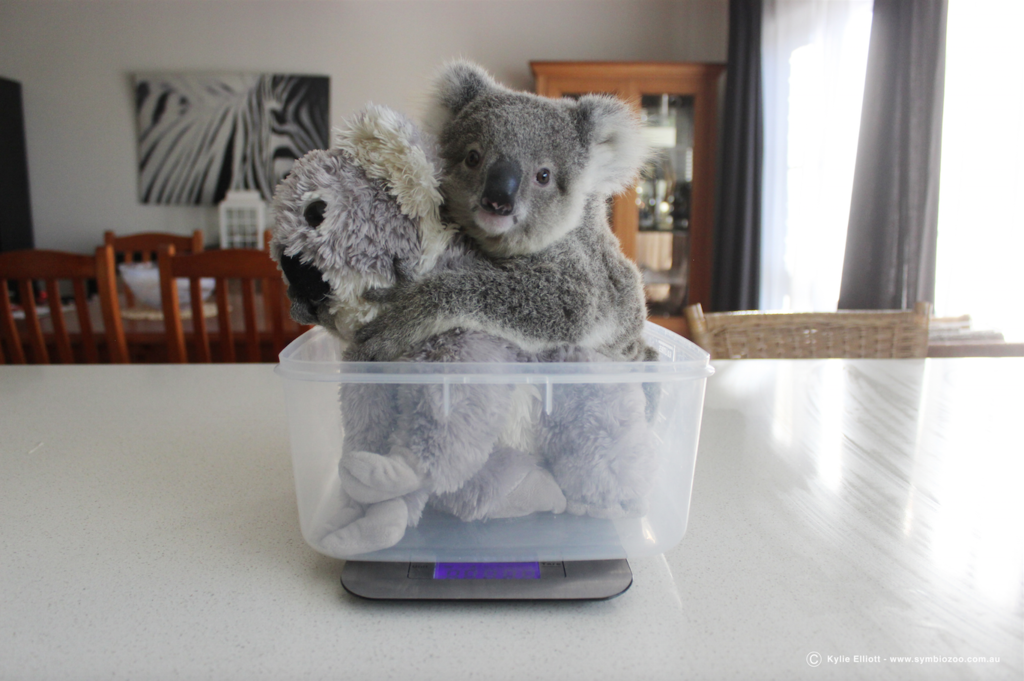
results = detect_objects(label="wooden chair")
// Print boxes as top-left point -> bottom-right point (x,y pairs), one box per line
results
0,246 -> 128,364
683,302 -> 932,359
157,244 -> 299,363
104,230 -> 205,307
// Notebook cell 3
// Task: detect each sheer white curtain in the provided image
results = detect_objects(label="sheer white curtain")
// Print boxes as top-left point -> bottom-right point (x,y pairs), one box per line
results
760,0 -> 873,311
934,0 -> 1024,340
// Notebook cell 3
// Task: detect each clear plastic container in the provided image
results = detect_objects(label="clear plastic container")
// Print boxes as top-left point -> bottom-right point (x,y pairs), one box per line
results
276,322 -> 713,562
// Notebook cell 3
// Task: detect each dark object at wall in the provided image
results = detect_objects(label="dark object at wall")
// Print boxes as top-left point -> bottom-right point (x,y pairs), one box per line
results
0,77 -> 35,253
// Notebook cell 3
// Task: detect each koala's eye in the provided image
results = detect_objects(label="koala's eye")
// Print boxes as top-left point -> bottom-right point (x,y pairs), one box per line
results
536,168 -> 551,185
303,200 -> 327,228
464,150 -> 481,169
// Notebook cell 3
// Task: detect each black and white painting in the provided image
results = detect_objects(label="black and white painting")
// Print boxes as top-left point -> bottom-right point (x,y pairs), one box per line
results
132,72 -> 329,205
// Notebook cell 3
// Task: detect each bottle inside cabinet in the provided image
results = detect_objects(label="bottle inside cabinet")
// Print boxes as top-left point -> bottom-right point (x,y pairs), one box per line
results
636,94 -> 694,317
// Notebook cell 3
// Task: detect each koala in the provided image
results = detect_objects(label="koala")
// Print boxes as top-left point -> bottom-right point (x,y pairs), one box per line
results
272,105 -> 453,339
355,61 -> 654,365
345,62 -> 659,535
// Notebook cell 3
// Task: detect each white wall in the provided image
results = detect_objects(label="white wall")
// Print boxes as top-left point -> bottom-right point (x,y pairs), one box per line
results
0,0 -> 727,252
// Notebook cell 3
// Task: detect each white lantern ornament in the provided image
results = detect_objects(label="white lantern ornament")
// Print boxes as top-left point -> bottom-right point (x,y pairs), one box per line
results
218,190 -> 266,249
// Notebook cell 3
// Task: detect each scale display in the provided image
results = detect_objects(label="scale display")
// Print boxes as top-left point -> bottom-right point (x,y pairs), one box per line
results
342,560 -> 632,600
433,562 -> 541,580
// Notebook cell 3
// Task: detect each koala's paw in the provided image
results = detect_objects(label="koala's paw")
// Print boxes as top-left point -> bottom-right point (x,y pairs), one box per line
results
488,467 -> 567,519
363,257 -> 417,305
340,450 -> 423,503
362,334 -> 411,363
318,498 -> 409,555
354,315 -> 386,343
353,317 -> 412,362
361,286 -> 399,304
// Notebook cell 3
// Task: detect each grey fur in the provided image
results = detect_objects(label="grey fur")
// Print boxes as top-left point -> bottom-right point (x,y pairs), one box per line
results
270,146 -> 423,337
270,93 -> 656,555
431,445 -> 564,522
355,61 -> 652,363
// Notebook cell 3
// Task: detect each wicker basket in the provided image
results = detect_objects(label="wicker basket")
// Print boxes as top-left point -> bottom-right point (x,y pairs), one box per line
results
684,302 -> 931,359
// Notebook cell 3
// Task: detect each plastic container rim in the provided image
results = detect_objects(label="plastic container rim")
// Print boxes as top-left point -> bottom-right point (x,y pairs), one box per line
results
275,322 -> 715,383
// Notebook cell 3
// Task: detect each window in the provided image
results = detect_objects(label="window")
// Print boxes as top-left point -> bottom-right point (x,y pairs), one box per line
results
934,0 -> 1024,341
762,0 -> 1023,341
760,0 -> 873,312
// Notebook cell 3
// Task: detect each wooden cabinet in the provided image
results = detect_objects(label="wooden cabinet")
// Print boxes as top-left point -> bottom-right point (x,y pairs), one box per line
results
531,62 -> 725,336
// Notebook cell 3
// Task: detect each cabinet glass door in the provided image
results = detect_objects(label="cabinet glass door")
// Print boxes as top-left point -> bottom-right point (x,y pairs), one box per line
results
636,94 -> 695,317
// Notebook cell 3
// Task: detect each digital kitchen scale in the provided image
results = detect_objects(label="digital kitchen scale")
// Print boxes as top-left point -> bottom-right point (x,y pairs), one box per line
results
341,559 -> 632,601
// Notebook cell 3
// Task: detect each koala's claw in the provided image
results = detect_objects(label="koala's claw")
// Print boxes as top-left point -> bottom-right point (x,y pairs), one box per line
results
340,450 -> 424,503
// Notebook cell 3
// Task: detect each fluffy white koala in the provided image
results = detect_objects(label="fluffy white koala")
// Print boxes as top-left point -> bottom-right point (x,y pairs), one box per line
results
272,104 -> 451,339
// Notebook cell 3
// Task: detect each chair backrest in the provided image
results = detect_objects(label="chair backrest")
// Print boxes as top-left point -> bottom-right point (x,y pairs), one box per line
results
105,230 -> 205,308
104,230 -> 205,263
684,302 -> 931,359
0,246 -> 128,364
157,244 -> 296,363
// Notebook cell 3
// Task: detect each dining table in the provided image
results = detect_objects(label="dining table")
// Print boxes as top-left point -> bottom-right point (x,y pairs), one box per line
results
1,355 -> 1021,680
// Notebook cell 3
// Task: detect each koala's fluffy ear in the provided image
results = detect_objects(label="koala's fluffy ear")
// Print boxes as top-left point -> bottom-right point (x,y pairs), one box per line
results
423,60 -> 500,134
574,94 -> 651,197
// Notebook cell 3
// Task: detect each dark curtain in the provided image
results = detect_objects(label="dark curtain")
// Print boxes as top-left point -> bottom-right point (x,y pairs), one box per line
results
838,0 -> 948,310
711,0 -> 763,312
0,77 -> 35,253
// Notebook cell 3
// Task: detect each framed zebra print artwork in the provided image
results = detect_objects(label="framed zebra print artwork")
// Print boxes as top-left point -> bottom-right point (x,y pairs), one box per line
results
132,72 -> 329,205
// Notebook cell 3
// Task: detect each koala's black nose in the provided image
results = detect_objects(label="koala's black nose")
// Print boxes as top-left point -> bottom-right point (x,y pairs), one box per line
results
481,159 -> 521,216
279,254 -> 330,304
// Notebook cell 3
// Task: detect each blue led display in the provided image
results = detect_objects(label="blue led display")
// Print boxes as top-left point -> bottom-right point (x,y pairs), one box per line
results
433,562 -> 541,580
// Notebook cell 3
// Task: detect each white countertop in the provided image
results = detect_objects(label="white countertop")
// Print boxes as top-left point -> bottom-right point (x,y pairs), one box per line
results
1,359 -> 1021,680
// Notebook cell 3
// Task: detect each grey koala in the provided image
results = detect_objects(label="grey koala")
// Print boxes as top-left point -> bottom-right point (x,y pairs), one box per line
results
356,61 -> 654,365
